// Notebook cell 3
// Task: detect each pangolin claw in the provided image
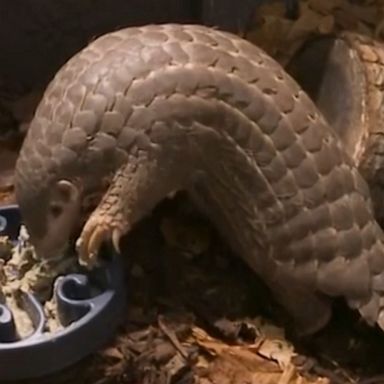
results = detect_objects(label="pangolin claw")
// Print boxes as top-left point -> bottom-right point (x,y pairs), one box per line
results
75,217 -> 125,269
112,229 -> 122,254
88,225 -> 107,258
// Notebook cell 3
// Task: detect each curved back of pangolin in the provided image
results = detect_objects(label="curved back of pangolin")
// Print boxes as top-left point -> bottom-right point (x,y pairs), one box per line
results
14,24 -> 384,328
346,33 -> 384,226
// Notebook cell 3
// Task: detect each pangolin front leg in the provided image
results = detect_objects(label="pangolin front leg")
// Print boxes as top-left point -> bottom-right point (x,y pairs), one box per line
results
76,165 -> 128,267
76,150 -> 184,267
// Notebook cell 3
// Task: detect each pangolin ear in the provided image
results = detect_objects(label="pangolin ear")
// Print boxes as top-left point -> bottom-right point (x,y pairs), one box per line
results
53,180 -> 80,205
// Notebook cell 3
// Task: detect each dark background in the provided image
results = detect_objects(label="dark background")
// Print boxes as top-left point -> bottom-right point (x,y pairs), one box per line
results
0,0 -> 265,98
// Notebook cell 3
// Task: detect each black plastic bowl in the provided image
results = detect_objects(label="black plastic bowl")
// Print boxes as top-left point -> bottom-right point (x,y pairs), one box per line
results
0,205 -> 126,381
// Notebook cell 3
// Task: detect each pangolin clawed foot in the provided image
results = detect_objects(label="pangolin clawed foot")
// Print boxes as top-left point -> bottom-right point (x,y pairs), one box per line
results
76,212 -> 127,268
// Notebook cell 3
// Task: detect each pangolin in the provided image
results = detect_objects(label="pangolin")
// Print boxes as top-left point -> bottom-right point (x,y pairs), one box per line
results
13,24 -> 384,335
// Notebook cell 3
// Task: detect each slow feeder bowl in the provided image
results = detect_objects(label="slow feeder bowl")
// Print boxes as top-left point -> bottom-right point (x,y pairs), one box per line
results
0,205 -> 126,381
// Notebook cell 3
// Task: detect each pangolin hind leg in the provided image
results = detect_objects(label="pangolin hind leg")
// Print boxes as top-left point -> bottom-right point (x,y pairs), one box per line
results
187,148 -> 333,336
264,266 -> 332,336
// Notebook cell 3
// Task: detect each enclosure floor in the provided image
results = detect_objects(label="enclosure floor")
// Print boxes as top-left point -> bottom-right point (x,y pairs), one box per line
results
1,186 -> 384,384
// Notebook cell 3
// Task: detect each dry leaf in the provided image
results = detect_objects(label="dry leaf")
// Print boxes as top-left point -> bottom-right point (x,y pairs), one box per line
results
308,0 -> 343,14
257,339 -> 295,370
318,15 -> 335,34
100,347 -> 124,361
246,0 -> 384,67
191,325 -> 327,384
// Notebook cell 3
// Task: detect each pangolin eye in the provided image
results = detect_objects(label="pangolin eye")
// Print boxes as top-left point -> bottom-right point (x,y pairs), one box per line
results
50,204 -> 63,218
